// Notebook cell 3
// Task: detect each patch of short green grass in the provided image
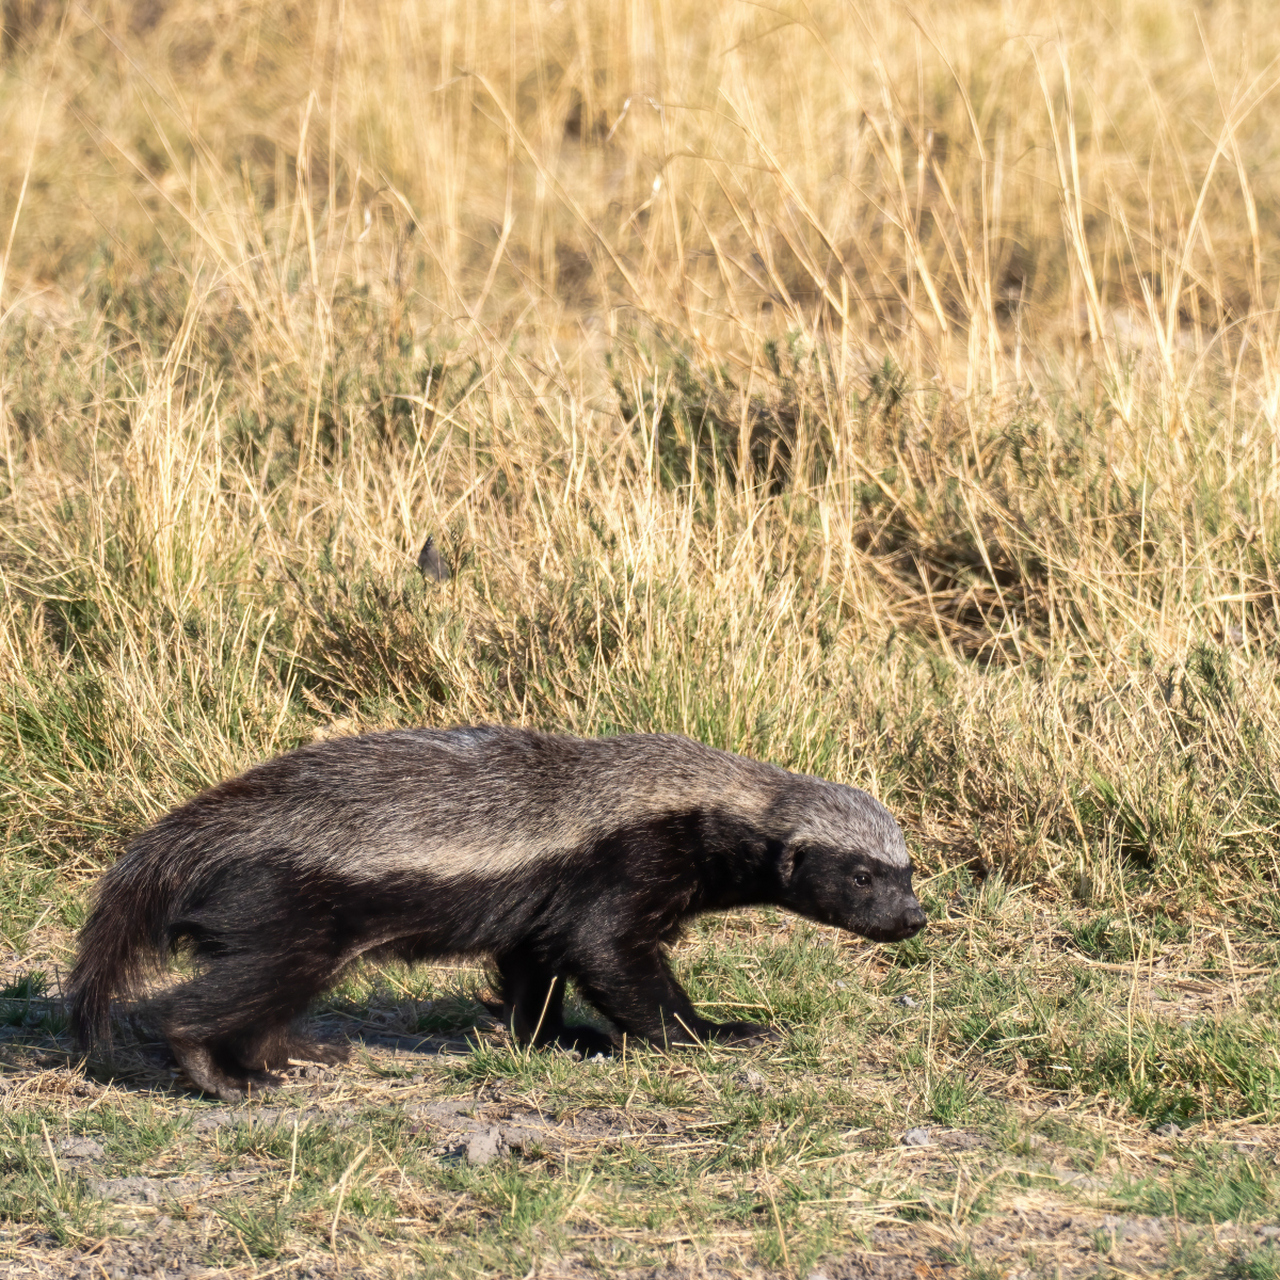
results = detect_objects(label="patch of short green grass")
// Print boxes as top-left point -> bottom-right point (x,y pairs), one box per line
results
0,1115 -> 108,1244
1112,1149 -> 1280,1224
1226,1243 -> 1280,1280
214,1198 -> 289,1260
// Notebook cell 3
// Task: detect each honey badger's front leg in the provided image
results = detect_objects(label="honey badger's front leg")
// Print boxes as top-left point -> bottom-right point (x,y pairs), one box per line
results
494,944 -> 614,1057
569,939 -> 773,1049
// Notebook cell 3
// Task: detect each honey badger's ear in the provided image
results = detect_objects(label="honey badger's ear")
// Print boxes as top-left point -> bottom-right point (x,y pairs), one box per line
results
778,844 -> 807,882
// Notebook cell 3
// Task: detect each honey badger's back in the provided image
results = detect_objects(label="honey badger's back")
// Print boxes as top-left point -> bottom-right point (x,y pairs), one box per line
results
198,724 -> 781,882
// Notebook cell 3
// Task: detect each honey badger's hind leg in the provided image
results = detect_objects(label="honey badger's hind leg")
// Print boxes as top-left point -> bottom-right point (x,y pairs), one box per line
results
159,943 -> 347,1101
495,945 -> 615,1058
162,988 -> 349,1101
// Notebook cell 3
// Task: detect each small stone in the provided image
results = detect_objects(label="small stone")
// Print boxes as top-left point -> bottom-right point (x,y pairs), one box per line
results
807,1271 -> 833,1280
1154,1122 -> 1181,1138
939,1130 -> 984,1151
894,995 -> 920,1008
902,1127 -> 932,1146
734,1068 -> 767,1092
1257,1226 -> 1280,1239
465,1126 -> 504,1166
57,1137 -> 105,1161
1122,1218 -> 1166,1242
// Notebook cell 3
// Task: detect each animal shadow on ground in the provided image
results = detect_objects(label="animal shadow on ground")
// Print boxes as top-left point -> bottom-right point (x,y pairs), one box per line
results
10,986 -> 596,1100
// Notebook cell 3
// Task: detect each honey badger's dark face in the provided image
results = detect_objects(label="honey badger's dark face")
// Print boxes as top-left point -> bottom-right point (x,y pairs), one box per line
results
767,779 -> 926,942
779,844 -> 927,941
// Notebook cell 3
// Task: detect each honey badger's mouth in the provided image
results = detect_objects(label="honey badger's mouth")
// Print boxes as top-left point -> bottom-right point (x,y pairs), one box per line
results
856,908 -> 927,943
857,924 -> 925,942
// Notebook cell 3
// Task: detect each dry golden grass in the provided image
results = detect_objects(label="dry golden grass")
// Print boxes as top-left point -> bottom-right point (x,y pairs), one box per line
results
2,1 -> 1280,1276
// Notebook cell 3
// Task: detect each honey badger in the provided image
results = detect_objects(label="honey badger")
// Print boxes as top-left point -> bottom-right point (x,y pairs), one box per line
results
69,726 -> 926,1100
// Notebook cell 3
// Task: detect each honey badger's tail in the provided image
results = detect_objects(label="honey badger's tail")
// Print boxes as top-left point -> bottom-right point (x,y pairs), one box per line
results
67,839 -> 191,1055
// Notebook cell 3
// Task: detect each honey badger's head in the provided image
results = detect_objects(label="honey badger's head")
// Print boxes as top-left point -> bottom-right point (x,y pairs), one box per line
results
769,777 -> 926,943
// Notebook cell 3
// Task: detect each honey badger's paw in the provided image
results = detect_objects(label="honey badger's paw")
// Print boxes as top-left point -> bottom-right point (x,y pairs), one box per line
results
169,1038 -> 285,1103
282,1035 -> 351,1066
556,1026 -> 617,1058
657,1020 -> 780,1048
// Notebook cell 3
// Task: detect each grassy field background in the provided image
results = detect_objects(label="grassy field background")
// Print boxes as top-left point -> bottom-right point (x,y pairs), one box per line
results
2,0 -> 1280,1276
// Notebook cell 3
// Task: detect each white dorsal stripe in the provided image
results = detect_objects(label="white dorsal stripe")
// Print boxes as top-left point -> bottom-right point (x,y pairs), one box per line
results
171,727 -> 910,880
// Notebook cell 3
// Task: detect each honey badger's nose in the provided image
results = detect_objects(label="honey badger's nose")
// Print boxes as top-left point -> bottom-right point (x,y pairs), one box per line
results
901,901 -> 927,936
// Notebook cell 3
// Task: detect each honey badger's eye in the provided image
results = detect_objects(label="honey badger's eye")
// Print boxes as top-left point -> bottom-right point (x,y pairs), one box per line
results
853,873 -> 872,888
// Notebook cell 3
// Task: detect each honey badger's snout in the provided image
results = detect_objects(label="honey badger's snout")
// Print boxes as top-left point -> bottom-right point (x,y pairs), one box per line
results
892,891 -> 928,938
860,878 -> 927,942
